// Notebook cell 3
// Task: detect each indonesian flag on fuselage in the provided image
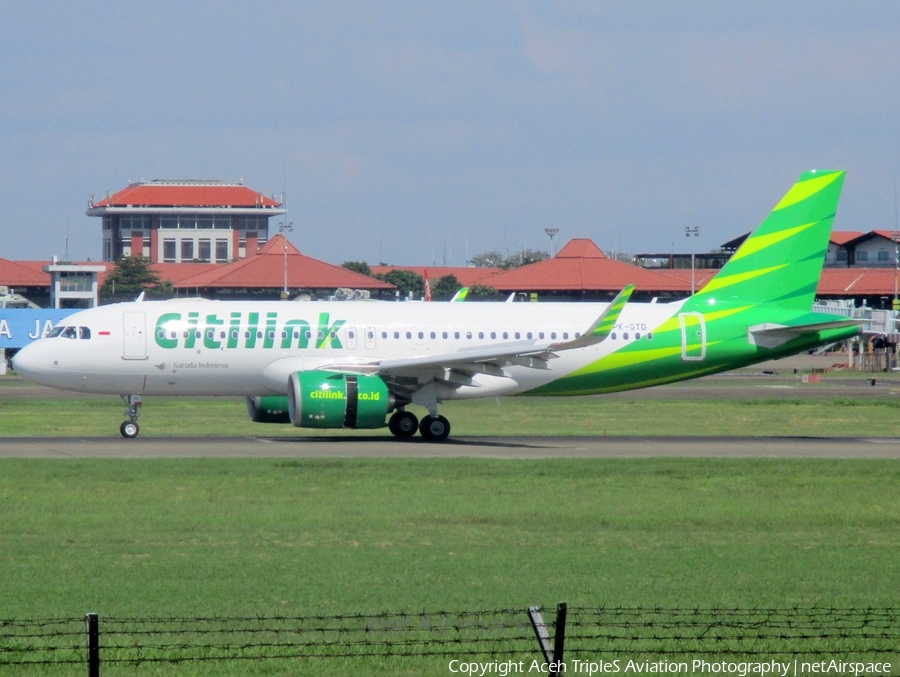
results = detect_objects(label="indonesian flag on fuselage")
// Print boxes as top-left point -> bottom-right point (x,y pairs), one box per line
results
424,269 -> 432,302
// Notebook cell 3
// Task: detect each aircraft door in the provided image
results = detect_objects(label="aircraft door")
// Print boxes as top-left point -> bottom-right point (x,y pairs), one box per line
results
123,312 -> 148,360
364,326 -> 377,350
678,312 -> 706,361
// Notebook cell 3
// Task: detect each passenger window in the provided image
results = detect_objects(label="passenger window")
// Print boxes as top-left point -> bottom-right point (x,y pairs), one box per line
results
515,332 -> 520,339
539,332 -> 544,339
281,331 -> 288,339
635,332 -> 641,339
526,332 -> 533,339
269,331 -> 277,340
466,332 -> 472,339
79,327 -> 91,339
349,330 -> 355,339
368,331 -> 374,339
623,332 -> 629,340
478,332 -> 484,339
503,332 -> 509,339
611,332 -> 617,340
382,331 -> 387,339
430,331 -> 436,339
551,332 -> 557,339
231,330 -> 239,340
157,329 -> 166,340
491,332 -> 496,339
562,332 -> 568,340
454,332 -> 460,339
418,331 -> 424,339
394,331 -> 400,339
406,331 -> 412,339
442,331 -> 448,339
647,332 -> 654,340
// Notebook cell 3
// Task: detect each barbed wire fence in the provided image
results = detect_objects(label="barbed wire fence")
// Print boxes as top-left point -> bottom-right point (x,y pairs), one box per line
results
2,606 -> 897,674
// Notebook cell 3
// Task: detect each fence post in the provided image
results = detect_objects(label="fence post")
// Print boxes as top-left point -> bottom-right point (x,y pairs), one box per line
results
85,613 -> 99,677
552,602 -> 567,673
528,603 -> 567,677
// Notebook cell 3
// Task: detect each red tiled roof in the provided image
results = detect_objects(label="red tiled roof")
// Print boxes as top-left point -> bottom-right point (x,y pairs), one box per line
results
370,266 -> 502,287
0,259 -> 51,286
93,182 -> 281,208
174,235 -> 394,290
484,239 -> 687,293
817,268 -> 900,295
556,238 -> 607,259
830,231 -> 865,246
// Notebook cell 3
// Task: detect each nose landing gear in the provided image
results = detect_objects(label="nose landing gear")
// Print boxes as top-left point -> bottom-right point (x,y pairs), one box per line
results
120,395 -> 142,438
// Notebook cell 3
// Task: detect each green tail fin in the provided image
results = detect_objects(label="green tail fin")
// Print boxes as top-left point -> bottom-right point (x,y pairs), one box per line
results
686,169 -> 845,311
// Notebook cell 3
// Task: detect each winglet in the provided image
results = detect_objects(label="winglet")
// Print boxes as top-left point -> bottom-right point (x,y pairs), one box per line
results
450,287 -> 469,302
552,284 -> 635,351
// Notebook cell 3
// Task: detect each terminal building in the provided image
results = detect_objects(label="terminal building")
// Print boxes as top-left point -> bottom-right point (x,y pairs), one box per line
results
86,179 -> 286,264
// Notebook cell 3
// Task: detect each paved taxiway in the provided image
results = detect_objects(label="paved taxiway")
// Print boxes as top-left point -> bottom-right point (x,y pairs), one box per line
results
2,435 -> 899,458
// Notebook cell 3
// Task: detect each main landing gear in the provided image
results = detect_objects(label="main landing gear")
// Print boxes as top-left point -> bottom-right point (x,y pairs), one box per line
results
120,395 -> 142,438
387,409 -> 451,441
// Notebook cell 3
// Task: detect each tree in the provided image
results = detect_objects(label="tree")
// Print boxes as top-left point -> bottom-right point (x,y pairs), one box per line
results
469,249 -> 549,269
377,269 -> 424,297
341,260 -> 373,276
432,274 -> 461,300
101,256 -> 173,295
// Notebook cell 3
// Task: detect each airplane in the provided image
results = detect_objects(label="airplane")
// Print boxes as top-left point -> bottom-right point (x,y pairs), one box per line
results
13,170 -> 861,440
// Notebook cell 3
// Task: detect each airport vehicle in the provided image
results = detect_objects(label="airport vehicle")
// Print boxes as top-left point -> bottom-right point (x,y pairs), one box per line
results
13,170 -> 860,440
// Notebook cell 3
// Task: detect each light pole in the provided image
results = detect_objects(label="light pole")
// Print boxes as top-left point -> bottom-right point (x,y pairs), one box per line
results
544,227 -> 560,258
685,225 -> 700,295
279,220 -> 293,300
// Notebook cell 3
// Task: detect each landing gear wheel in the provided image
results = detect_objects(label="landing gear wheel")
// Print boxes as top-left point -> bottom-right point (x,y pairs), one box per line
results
389,411 -> 419,438
419,415 -> 450,441
120,421 -> 140,438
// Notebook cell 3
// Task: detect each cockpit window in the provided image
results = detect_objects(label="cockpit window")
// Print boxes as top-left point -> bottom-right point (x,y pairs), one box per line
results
61,326 -> 77,339
47,327 -> 64,338
79,327 -> 91,339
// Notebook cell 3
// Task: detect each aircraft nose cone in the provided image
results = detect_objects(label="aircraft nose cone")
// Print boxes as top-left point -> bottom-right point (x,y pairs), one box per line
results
11,343 -> 45,381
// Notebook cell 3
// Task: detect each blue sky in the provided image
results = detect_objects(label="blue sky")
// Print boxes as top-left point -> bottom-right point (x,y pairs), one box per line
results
2,1 -> 899,265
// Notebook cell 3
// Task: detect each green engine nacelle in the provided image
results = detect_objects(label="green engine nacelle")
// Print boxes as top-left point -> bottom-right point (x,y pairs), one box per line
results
246,396 -> 291,424
287,370 -> 392,429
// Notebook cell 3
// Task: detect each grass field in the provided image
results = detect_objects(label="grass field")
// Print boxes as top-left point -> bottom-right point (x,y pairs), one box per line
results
2,394 -> 900,437
2,457 -> 899,674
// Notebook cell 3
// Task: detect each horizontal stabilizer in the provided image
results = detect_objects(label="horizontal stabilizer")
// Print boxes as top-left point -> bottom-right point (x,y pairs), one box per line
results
748,318 -> 861,349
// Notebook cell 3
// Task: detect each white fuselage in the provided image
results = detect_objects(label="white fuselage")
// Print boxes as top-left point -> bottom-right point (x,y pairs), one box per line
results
12,298 -> 682,399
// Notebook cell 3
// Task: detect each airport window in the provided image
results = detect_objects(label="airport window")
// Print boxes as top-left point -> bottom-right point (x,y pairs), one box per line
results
213,215 -> 231,229
163,239 -> 177,263
856,251 -> 868,262
159,215 -> 178,229
216,239 -> 228,262
878,250 -> 889,262
178,215 -> 197,229
198,239 -> 211,261
836,250 -> 848,262
198,216 -> 214,230
102,216 -> 112,231
181,240 -> 194,261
